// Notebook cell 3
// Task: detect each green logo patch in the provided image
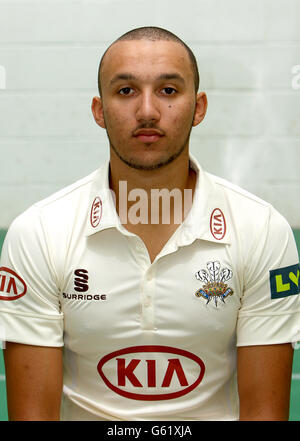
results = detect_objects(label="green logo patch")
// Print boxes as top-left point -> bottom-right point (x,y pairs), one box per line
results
270,263 -> 300,299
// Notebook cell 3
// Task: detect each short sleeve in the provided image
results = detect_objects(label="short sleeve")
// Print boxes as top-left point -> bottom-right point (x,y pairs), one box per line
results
0,207 -> 64,347
237,206 -> 300,346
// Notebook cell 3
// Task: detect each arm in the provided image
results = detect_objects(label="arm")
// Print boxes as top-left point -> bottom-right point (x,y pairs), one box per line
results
237,343 -> 294,421
4,342 -> 63,421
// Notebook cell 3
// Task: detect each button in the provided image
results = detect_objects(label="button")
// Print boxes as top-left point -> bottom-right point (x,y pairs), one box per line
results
144,297 -> 151,307
136,241 -> 144,251
135,238 -> 145,251
146,272 -> 153,281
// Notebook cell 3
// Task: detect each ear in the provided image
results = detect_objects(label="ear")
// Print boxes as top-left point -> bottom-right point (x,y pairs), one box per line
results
91,96 -> 106,129
192,92 -> 208,127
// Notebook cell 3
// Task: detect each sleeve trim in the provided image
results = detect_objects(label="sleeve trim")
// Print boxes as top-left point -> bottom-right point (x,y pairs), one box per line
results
238,308 -> 300,318
0,307 -> 63,321
236,338 -> 298,347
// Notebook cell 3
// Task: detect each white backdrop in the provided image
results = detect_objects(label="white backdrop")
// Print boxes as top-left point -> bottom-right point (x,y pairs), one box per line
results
0,0 -> 299,228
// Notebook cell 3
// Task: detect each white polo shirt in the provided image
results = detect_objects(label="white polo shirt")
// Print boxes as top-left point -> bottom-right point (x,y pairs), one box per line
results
0,155 -> 300,421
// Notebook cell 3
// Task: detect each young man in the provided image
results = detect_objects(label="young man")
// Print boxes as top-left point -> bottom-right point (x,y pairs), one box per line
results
0,27 -> 300,421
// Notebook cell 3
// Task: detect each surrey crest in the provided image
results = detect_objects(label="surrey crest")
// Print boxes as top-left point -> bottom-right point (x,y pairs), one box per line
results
195,261 -> 234,307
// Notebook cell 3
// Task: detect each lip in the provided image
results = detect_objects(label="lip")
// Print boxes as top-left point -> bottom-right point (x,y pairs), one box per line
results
136,134 -> 162,143
133,129 -> 164,143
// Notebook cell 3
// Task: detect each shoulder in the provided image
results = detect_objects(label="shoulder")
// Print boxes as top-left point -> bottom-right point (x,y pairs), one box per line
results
210,172 -> 286,222
206,172 -> 293,243
34,169 -> 98,213
6,169 -> 100,244
210,172 -> 270,210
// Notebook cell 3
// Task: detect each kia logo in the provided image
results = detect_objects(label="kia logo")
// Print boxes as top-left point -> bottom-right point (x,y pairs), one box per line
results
0,267 -> 27,301
90,197 -> 102,228
97,345 -> 205,401
210,208 -> 226,240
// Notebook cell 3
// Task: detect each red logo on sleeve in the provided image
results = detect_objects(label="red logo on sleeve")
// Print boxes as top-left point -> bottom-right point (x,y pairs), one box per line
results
0,267 -> 27,300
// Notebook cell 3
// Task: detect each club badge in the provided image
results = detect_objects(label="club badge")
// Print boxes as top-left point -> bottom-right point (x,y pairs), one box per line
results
195,261 -> 234,307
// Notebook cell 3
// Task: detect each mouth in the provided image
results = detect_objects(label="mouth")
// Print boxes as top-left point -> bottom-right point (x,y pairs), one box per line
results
133,129 -> 164,144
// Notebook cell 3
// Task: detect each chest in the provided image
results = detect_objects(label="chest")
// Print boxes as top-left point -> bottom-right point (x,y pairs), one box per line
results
122,222 -> 181,263
59,229 -> 242,356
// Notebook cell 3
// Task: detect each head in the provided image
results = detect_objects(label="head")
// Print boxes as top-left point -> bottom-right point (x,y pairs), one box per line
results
98,27 -> 200,97
92,26 -> 207,171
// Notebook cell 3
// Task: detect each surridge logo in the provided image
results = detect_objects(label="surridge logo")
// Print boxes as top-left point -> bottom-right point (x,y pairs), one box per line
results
62,269 -> 107,301
74,268 -> 89,292
97,345 -> 205,401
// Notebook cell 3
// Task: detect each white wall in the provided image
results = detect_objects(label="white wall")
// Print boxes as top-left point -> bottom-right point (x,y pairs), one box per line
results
0,0 -> 299,228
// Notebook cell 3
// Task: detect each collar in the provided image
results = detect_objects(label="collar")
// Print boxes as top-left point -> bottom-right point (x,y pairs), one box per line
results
85,154 -> 231,245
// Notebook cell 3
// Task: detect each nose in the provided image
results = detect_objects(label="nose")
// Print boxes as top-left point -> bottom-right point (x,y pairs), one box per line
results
135,90 -> 160,124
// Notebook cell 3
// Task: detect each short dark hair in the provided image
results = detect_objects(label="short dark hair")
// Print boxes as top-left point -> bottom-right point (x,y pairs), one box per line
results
98,26 -> 200,96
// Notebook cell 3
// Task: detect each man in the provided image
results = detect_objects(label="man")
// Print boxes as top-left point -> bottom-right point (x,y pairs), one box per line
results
0,26 -> 300,421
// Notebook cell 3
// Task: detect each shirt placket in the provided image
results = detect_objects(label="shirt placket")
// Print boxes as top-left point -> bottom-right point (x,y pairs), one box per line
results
131,236 -> 157,331
141,265 -> 156,330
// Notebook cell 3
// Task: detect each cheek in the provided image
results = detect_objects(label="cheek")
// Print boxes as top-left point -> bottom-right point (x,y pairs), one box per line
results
168,102 -> 195,131
103,106 -> 131,135
183,99 -> 197,120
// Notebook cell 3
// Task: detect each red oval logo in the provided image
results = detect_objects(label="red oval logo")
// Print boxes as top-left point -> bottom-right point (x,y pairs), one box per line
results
97,345 -> 205,401
0,267 -> 27,301
210,208 -> 226,240
90,197 -> 102,228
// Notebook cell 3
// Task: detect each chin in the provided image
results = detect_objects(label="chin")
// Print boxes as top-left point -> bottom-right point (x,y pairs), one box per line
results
110,139 -> 188,171
128,148 -> 177,169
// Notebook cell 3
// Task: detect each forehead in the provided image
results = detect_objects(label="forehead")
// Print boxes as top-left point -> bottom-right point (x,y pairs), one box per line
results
101,40 -> 193,85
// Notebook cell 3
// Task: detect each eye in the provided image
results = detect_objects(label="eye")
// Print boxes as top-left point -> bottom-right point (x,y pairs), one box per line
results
161,87 -> 177,95
118,87 -> 134,96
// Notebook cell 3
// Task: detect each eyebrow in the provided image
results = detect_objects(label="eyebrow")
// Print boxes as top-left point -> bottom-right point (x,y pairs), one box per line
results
109,72 -> 186,86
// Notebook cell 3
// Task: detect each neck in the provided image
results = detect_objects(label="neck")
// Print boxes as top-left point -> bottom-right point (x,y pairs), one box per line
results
109,147 -> 197,227
110,147 -> 194,192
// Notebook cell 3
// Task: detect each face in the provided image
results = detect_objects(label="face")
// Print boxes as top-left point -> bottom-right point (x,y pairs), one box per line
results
92,39 -> 207,171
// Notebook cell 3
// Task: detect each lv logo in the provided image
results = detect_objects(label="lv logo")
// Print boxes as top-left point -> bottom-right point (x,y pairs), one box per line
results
276,270 -> 300,293
270,264 -> 300,299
